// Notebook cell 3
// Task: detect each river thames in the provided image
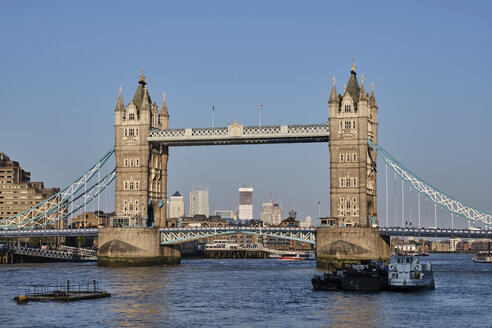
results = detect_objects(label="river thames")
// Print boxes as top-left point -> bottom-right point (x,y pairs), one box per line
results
1,253 -> 491,327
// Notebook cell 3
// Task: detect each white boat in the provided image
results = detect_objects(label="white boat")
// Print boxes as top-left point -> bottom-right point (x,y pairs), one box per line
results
204,239 -> 240,250
279,252 -> 315,261
388,256 -> 435,291
473,251 -> 492,263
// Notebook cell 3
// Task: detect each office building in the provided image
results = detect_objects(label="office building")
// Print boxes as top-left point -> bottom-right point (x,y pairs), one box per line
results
260,201 -> 282,226
169,191 -> 185,218
190,186 -> 209,217
238,187 -> 253,221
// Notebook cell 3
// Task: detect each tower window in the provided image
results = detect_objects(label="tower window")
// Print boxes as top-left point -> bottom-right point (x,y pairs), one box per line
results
353,154 -> 357,162
129,113 -> 135,120
353,121 -> 356,129
340,122 -> 343,130
353,178 -> 357,187
345,121 -> 351,129
346,154 -> 350,162
344,105 -> 351,112
340,154 -> 344,162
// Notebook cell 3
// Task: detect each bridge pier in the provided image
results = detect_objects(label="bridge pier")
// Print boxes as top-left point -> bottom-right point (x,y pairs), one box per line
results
97,227 -> 180,266
315,227 -> 390,270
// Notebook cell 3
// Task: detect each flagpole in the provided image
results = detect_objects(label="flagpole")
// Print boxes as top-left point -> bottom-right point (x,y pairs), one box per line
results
212,106 -> 215,130
259,103 -> 263,129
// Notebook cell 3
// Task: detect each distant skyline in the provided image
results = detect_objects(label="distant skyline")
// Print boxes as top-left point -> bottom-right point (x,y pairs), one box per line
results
1,1 -> 491,225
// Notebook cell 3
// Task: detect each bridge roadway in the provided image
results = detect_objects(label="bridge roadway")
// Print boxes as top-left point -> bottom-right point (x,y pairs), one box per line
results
1,227 -> 491,239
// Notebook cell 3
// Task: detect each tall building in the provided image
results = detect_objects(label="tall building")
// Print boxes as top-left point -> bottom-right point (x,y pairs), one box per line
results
260,202 -> 282,226
0,152 -> 60,221
328,62 -> 378,227
238,187 -> 253,221
190,186 -> 209,216
114,72 -> 169,227
169,191 -> 185,218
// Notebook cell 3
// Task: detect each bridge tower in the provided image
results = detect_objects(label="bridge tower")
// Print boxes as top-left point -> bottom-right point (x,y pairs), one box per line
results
98,73 -> 180,266
316,63 -> 389,268
328,62 -> 378,227
113,72 -> 169,228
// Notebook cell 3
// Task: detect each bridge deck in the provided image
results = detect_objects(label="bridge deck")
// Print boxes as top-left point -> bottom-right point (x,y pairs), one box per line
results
147,124 -> 330,146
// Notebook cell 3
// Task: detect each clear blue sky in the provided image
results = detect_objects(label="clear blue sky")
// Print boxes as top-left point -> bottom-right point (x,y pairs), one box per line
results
1,1 -> 491,225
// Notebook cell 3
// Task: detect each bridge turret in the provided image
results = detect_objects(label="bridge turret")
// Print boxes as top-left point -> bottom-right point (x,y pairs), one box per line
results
328,76 -> 339,118
114,86 -> 126,126
159,92 -> 169,129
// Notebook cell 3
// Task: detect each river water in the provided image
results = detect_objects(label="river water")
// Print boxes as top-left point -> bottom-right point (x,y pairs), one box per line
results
1,253 -> 491,327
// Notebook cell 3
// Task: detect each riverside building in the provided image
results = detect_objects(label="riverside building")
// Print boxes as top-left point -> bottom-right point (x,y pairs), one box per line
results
0,152 -> 60,223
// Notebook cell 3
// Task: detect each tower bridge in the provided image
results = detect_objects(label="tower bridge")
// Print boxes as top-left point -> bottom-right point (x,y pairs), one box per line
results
2,63 -> 492,266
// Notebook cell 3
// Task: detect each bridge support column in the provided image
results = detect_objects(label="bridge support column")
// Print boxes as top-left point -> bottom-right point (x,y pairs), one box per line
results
97,227 -> 180,266
315,227 -> 389,270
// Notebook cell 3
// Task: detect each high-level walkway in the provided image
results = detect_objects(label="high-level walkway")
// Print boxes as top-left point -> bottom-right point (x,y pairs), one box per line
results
148,124 -> 330,146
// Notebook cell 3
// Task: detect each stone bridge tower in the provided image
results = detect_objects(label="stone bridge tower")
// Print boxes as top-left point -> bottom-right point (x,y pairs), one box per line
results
328,63 -> 378,227
114,73 -> 169,228
98,73 -> 179,267
316,63 -> 388,269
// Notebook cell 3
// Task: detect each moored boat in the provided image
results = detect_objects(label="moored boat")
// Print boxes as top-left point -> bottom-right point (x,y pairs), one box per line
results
388,256 -> 434,291
279,252 -> 315,261
312,260 -> 387,292
473,251 -> 492,263
339,261 -> 388,291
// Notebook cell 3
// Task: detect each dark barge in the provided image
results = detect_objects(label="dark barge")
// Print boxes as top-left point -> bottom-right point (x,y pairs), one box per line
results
14,280 -> 111,304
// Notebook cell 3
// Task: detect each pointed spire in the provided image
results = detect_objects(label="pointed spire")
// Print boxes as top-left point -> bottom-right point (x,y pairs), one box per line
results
359,74 -> 368,100
140,85 -> 151,111
115,86 -> 125,112
160,91 -> 169,117
329,76 -> 338,103
370,82 -> 377,106
344,59 -> 360,101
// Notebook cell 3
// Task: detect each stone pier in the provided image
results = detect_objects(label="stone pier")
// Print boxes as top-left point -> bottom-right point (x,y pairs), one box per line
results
97,227 -> 180,266
315,227 -> 390,270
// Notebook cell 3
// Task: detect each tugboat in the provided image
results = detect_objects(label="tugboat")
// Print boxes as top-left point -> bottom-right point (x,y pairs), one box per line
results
387,256 -> 435,291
